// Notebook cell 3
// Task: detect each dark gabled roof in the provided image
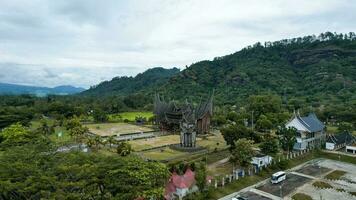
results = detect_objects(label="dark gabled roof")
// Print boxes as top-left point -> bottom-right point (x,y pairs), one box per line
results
298,113 -> 325,132
153,93 -> 213,124
326,132 -> 355,145
195,92 -> 213,120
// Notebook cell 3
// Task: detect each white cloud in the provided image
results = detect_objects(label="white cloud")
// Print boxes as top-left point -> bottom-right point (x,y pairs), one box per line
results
0,0 -> 355,88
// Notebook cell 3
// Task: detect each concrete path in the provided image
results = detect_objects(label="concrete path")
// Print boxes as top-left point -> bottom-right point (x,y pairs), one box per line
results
208,157 -> 230,170
250,188 -> 282,200
290,171 -> 317,180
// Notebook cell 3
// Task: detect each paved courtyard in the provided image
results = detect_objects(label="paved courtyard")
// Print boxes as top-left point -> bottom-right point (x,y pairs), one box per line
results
221,159 -> 356,200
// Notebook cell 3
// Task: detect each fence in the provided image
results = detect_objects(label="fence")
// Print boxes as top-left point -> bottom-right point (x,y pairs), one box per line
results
208,148 -> 316,189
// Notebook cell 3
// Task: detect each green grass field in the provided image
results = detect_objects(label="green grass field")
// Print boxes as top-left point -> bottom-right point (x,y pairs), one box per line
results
197,134 -> 227,151
129,135 -> 180,151
108,111 -> 153,122
140,147 -> 187,161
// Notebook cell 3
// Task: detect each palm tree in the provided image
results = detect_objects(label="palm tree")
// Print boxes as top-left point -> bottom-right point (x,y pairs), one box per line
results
107,136 -> 116,148
117,142 -> 132,156
94,135 -> 102,149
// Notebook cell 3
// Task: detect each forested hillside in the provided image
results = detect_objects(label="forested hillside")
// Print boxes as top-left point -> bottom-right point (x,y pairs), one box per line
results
83,32 -> 356,109
157,32 -> 356,106
82,67 -> 180,96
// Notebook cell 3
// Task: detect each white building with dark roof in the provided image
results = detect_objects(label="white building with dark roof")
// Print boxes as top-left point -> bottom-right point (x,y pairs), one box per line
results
326,132 -> 354,150
286,112 -> 325,150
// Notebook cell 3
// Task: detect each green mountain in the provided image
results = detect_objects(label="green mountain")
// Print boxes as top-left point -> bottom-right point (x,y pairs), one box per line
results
0,83 -> 85,96
84,32 -> 356,106
82,67 -> 180,96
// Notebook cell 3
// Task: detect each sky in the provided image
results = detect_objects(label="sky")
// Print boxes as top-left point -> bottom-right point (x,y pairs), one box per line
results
0,0 -> 355,88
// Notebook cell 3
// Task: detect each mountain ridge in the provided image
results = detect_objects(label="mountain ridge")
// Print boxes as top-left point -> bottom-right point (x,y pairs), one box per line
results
0,82 -> 85,96
83,32 -> 356,106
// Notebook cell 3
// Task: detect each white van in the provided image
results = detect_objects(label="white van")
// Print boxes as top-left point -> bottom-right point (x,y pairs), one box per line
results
271,171 -> 286,184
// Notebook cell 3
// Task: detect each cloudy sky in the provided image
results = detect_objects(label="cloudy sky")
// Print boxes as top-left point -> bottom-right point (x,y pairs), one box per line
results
0,0 -> 355,88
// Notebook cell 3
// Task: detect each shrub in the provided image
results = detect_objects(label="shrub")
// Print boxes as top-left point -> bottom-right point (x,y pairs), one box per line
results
277,159 -> 289,170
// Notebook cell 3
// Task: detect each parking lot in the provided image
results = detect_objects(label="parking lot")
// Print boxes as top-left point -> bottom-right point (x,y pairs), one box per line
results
256,174 -> 311,198
221,158 -> 356,200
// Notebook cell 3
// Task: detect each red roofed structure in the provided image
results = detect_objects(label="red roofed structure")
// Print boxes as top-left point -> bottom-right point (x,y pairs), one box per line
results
164,169 -> 197,200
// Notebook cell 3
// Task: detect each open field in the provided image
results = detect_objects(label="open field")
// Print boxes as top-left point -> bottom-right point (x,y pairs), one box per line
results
139,147 -> 187,161
196,133 -> 227,151
108,111 -> 153,122
85,122 -> 154,136
126,129 -> 226,150
131,133 -> 228,161
129,135 -> 180,151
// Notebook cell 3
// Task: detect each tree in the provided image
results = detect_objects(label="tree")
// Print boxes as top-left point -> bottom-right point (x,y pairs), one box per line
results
116,142 -> 132,156
0,123 -> 32,145
65,117 -> 88,143
337,122 -> 353,132
93,109 -> 108,123
276,127 -> 297,152
38,119 -> 54,135
230,139 -> 256,168
93,135 -> 102,149
106,135 -> 116,148
195,162 -> 207,192
256,114 -> 273,132
221,124 -> 259,147
259,134 -> 279,155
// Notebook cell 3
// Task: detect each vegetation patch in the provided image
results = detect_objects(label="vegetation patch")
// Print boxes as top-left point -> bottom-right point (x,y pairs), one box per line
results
325,170 -> 346,180
108,112 -> 153,122
350,192 -> 356,196
312,181 -> 333,189
292,193 -> 312,200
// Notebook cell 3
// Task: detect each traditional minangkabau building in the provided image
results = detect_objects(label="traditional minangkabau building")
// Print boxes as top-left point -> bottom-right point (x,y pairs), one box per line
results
153,93 -> 213,135
153,93 -> 213,148
325,131 -> 354,151
286,112 -> 325,150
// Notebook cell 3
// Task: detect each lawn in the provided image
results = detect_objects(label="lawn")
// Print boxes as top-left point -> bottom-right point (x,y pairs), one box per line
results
312,181 -> 333,189
48,126 -> 73,144
85,122 -> 154,136
108,111 -> 153,122
196,133 -> 228,151
140,147 -> 187,161
129,135 -> 179,151
292,193 -> 312,200
325,170 -> 346,180
30,119 -> 74,145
